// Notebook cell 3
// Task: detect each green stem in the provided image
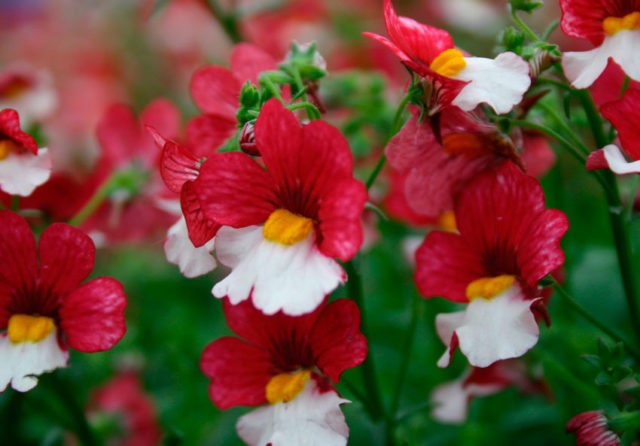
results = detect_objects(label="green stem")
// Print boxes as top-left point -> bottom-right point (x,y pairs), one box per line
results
389,293 -> 422,420
344,259 -> 385,422
552,280 -> 640,360
287,101 -> 321,120
576,90 -> 640,345
509,6 -> 541,42
47,374 -> 100,446
205,0 -> 243,43
68,174 -> 115,227
11,195 -> 19,211
365,93 -> 411,190
537,102 -> 589,155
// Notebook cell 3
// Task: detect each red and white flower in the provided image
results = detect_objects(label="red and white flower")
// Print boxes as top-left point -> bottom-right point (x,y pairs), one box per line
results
364,0 -> 530,114
415,162 -> 568,367
0,108 -> 51,196
190,99 -> 367,316
0,211 -> 127,392
200,298 -> 366,446
560,0 -> 640,88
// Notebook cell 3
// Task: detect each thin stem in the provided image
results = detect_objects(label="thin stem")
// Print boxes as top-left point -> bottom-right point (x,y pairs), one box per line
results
287,101 -> 321,120
537,102 -> 589,155
365,93 -> 411,190
344,259 -> 385,422
68,173 -> 115,227
11,195 -> 19,211
552,279 -> 640,360
205,0 -> 243,43
509,6 -> 541,42
576,90 -> 608,148
389,293 -> 422,419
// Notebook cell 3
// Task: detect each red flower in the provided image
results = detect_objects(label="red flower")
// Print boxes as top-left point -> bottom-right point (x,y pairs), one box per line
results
415,161 -> 568,302
188,43 -> 277,152
0,210 -> 127,392
89,371 -> 162,446
567,411 -> 621,446
191,98 -> 367,315
200,298 -> 367,409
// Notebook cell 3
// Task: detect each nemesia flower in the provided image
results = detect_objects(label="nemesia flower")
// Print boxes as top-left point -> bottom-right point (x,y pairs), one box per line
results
191,99 -> 367,316
0,210 -> 127,392
84,99 -> 180,243
363,0 -> 530,114
188,43 -> 277,151
0,64 -> 57,126
88,371 -> 163,446
0,108 -> 51,196
431,359 -> 545,423
415,162 -> 568,367
385,108 -> 520,218
201,298 -> 366,446
560,0 -> 640,88
566,411 -> 621,446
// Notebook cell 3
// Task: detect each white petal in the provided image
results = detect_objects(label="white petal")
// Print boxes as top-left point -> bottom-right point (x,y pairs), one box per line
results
452,52 -> 531,114
601,144 -> 640,175
435,310 -> 465,368
436,286 -> 540,368
236,381 -> 350,446
213,226 -> 345,316
164,216 -> 216,278
0,148 -> 52,196
563,30 -> 640,89
0,330 -> 69,393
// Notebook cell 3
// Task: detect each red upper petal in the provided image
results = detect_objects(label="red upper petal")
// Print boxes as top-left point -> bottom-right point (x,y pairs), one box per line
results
601,88 -> 640,160
59,277 -> 127,352
0,211 -> 37,327
160,140 -> 201,193
200,337 -> 272,409
180,181 -> 221,247
559,0 -> 640,45
39,223 -> 95,297
382,0 -> 454,66
415,231 -> 485,302
0,108 -> 38,154
317,179 -> 367,261
308,299 -> 367,383
186,114 -> 237,157
96,104 -> 142,168
195,152 -> 277,227
189,66 -> 240,121
230,43 -> 277,86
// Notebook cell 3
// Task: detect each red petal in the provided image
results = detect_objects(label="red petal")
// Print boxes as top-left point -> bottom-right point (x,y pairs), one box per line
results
601,88 -> 640,160
180,181 -> 220,247
382,0 -> 454,66
0,211 -> 37,326
59,277 -> 127,352
590,61 -> 627,107
186,114 -> 237,157
558,0 -> 640,45
518,209 -> 569,287
586,148 -> 609,171
160,140 -> 201,193
140,98 -> 181,143
230,43 -> 277,86
96,104 -> 141,168
39,223 -> 95,296
195,152 -> 277,227
0,108 -> 37,154
200,337 -> 271,409
318,179 -> 367,261
309,299 -> 367,383
189,66 -> 239,120
223,298 -> 319,348
415,231 -> 484,302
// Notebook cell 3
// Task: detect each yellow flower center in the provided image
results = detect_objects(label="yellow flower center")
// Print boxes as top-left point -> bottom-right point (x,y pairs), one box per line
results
263,208 -> 314,246
603,11 -> 640,35
437,210 -> 457,233
265,370 -> 311,404
465,275 -> 515,301
430,49 -> 467,77
8,314 -> 56,344
0,140 -> 17,160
